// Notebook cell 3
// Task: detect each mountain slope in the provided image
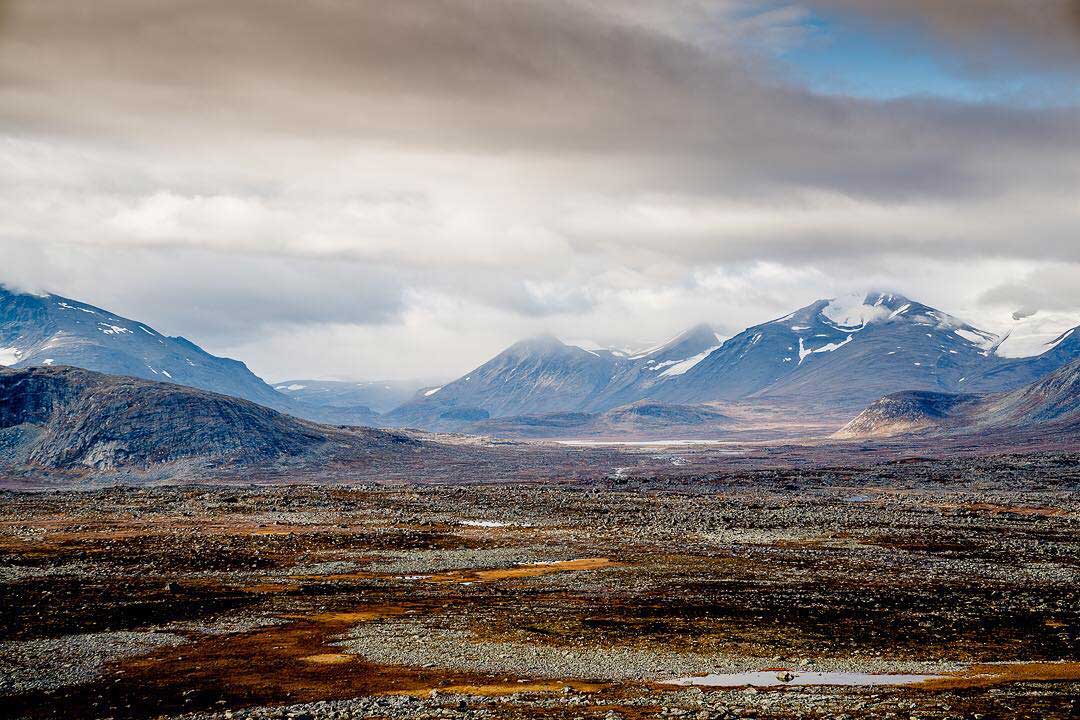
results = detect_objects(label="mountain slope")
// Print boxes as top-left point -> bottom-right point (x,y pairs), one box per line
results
0,286 -> 285,408
981,356 -> 1080,426
837,358 -> 1080,439
583,323 -> 725,410
0,365 -> 418,471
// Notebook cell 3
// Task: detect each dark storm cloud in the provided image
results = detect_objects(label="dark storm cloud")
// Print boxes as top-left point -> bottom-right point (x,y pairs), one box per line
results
0,1 -> 1078,378
1,0 -> 1078,203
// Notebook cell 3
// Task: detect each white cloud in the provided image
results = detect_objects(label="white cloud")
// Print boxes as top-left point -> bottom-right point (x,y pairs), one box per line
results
0,1 -> 1077,380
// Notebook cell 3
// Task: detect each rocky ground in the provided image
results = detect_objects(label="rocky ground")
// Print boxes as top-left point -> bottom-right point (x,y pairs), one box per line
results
0,452 -> 1077,719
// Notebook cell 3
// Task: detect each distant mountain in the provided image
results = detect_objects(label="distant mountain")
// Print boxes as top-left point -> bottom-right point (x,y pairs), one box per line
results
384,334 -> 622,429
470,400 -> 733,440
0,286 -> 384,426
837,358 -> 1080,439
658,292 -> 1004,410
0,365 -> 417,472
383,326 -> 728,430
583,324 -> 725,410
272,378 -> 434,414
382,292 -> 1079,432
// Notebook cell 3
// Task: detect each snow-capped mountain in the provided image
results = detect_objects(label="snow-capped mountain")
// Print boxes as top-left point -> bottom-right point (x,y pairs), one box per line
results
386,292 -> 1079,430
385,334 -> 620,428
384,325 -> 729,430
651,292 -> 1011,410
0,285 -> 287,409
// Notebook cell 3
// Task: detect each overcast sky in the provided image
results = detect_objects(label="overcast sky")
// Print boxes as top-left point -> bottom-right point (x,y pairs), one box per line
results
2,1 -> 1079,381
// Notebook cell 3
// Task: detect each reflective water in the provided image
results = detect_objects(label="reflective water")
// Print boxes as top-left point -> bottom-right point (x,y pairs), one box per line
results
663,670 -> 942,687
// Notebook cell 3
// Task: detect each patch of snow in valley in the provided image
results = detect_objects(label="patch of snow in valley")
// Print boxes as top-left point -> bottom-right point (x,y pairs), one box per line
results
276,384 -> 307,391
424,386 -> 443,396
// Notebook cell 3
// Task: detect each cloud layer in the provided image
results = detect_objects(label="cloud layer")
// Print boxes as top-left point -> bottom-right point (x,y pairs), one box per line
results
1,1 -> 1078,380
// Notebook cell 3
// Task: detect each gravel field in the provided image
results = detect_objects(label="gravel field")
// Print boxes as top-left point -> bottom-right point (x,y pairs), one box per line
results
0,452 -> 1077,719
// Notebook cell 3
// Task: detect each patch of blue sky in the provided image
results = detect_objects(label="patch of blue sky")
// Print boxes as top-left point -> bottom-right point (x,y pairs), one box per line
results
768,9 -> 1080,107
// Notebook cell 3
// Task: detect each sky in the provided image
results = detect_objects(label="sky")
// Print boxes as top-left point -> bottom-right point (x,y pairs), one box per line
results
2,0 -> 1079,382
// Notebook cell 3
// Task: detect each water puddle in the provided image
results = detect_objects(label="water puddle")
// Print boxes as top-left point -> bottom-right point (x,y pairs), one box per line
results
459,520 -> 509,528
663,670 -> 942,687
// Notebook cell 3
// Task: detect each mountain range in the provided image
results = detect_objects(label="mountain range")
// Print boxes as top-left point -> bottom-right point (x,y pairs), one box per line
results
388,292 -> 1079,432
3,286 -> 1077,438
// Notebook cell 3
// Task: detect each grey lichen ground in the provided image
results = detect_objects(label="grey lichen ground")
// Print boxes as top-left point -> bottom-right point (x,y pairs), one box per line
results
1,453 -> 1077,719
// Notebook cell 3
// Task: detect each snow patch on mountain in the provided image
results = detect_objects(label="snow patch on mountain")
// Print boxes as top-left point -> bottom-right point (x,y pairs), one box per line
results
954,328 -> 997,352
822,293 -> 893,328
798,334 -> 854,365
658,345 -> 723,378
0,347 -> 20,366
56,302 -> 97,315
989,312 -> 1080,358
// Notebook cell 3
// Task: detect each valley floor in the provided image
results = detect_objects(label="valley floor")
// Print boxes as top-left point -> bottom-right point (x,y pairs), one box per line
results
1,455 -> 1077,719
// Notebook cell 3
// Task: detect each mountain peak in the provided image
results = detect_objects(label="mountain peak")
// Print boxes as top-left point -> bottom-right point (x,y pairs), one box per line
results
862,291 -> 911,308
818,292 -> 913,328
510,334 -> 567,353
